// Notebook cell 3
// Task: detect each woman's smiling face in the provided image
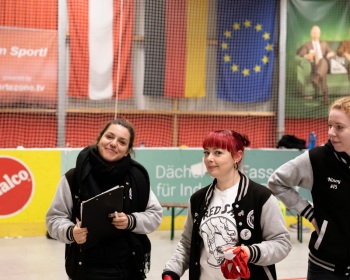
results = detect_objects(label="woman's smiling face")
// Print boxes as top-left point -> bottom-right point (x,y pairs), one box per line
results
97,124 -> 130,163
203,147 -> 236,178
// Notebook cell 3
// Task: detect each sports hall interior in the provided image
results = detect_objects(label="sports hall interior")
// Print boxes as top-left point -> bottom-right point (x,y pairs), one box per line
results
1,1 -> 349,279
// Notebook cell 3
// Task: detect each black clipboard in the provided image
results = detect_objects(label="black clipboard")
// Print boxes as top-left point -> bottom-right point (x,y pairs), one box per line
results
80,185 -> 124,248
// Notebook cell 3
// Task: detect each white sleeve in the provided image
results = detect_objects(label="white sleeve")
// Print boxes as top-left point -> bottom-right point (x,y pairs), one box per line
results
163,200 -> 192,277
248,195 -> 292,266
132,190 -> 163,234
46,176 -> 75,243
268,151 -> 314,215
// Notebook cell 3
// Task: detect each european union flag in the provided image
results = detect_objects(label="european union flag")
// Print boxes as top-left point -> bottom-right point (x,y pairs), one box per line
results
217,0 -> 277,102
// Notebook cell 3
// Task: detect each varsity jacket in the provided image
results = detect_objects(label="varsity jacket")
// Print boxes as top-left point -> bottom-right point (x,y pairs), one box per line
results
163,173 -> 291,280
46,161 -> 162,279
268,145 -> 350,277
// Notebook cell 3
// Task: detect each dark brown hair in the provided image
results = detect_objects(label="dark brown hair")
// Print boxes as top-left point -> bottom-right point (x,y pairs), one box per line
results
96,118 -> 135,156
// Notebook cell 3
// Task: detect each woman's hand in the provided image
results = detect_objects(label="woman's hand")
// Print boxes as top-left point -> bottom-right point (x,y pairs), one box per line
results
72,224 -> 88,244
241,245 -> 250,259
110,212 -> 128,230
311,218 -> 320,235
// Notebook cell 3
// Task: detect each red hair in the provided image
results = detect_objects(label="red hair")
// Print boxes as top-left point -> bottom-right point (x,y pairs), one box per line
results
202,130 -> 250,158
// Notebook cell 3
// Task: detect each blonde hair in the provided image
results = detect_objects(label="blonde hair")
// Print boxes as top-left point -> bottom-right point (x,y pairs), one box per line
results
330,96 -> 350,116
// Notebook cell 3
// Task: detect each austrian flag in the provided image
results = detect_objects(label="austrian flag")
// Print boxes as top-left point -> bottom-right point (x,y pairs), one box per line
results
68,0 -> 133,100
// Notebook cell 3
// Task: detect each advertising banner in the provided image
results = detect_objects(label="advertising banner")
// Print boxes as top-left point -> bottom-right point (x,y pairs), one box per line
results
0,150 -> 60,236
0,27 -> 58,107
0,148 -> 309,236
286,0 -> 350,117
61,148 -> 310,206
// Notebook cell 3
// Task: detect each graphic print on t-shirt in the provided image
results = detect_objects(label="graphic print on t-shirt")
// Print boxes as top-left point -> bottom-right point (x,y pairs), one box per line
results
200,203 -> 238,267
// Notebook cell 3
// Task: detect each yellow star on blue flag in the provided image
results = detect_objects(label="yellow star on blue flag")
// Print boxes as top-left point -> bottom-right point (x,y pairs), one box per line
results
217,0 -> 277,102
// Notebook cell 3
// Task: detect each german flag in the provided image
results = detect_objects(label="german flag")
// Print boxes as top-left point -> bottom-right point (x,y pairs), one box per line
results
144,0 -> 208,98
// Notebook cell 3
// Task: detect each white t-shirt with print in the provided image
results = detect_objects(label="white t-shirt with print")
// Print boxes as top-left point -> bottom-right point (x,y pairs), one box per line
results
199,183 -> 240,280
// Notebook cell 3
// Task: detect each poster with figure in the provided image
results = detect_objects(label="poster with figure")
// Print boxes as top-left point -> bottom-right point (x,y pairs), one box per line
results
286,0 -> 350,117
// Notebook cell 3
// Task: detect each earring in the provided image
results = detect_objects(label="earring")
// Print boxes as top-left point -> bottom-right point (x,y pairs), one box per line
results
234,162 -> 238,170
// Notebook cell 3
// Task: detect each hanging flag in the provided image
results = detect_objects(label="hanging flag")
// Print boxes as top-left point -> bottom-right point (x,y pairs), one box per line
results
144,0 -> 208,98
68,0 -> 133,100
217,0 -> 277,102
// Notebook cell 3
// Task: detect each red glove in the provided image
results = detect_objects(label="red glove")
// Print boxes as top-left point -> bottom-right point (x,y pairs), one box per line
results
163,276 -> 173,280
221,246 -> 250,279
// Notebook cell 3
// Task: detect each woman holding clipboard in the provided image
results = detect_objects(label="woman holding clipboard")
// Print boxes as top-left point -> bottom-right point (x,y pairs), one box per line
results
46,119 -> 162,280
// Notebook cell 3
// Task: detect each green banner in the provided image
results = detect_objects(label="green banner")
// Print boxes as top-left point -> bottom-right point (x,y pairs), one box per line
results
60,148 -> 311,208
286,0 -> 350,117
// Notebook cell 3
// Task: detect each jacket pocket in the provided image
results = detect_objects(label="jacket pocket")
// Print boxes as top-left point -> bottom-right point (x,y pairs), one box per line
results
314,220 -> 328,250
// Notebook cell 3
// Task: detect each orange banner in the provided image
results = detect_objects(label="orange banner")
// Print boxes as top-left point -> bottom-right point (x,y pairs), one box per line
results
0,27 -> 57,107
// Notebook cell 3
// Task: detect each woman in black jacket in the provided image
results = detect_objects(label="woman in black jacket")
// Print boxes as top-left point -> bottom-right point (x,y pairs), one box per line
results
269,96 -> 350,279
46,119 -> 162,280
163,130 -> 291,280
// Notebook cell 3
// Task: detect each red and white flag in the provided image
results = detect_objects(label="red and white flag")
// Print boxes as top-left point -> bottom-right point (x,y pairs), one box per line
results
68,0 -> 133,100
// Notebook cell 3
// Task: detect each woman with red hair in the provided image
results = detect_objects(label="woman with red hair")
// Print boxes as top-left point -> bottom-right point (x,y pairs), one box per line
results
162,130 -> 291,280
